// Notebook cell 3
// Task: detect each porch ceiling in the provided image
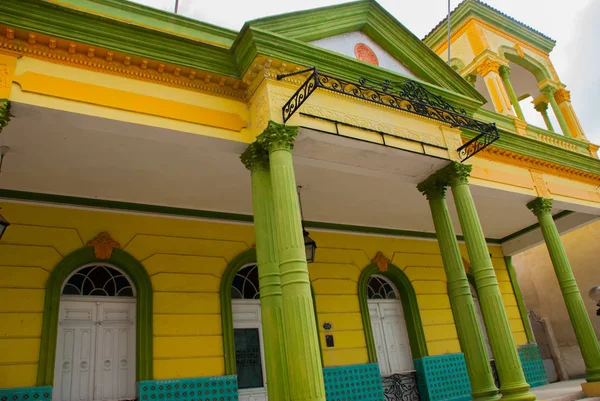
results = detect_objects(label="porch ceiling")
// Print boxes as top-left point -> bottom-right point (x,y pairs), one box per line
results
0,103 -> 591,246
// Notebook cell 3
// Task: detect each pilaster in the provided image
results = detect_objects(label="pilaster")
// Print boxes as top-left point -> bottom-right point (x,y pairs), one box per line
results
527,198 -> 600,383
240,142 -> 291,401
554,89 -> 587,141
256,121 -> 326,401
441,161 -> 535,401
498,65 -> 525,120
0,50 -> 19,134
418,176 -> 499,401
476,59 -> 515,116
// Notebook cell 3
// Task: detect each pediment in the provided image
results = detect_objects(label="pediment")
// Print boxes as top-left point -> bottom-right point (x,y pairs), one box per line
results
246,0 -> 485,104
309,31 -> 418,79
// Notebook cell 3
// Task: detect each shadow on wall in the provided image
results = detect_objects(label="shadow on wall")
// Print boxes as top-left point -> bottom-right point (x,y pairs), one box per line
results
513,220 -> 600,378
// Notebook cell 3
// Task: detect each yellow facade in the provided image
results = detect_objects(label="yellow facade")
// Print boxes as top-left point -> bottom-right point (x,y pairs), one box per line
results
0,201 -> 527,386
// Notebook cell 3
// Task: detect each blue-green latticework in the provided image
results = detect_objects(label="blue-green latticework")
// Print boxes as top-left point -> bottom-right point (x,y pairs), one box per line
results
137,375 -> 238,401
0,386 -> 52,401
322,363 -> 384,401
518,344 -> 548,388
414,353 -> 471,401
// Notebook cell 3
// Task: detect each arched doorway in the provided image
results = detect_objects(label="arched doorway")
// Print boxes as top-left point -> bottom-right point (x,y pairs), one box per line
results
366,275 -> 414,375
231,263 -> 268,401
53,263 -> 136,401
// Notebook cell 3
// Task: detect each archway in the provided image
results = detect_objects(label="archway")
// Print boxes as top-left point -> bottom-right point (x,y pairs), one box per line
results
37,246 -> 153,389
358,263 -> 428,365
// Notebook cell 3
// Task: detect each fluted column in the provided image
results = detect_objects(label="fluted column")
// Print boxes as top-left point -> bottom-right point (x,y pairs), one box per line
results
418,176 -> 499,401
541,85 -> 571,137
527,198 -> 600,382
499,66 -> 525,120
533,102 -> 554,132
257,121 -> 326,401
441,162 -> 535,401
241,143 -> 291,401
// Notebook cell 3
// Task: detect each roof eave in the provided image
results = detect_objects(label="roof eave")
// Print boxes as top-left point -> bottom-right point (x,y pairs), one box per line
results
423,0 -> 556,54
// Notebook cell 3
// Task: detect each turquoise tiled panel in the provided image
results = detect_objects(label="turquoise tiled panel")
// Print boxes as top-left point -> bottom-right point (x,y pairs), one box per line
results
323,363 -> 385,401
137,375 -> 238,401
0,386 -> 52,401
519,344 -> 548,388
415,353 -> 472,401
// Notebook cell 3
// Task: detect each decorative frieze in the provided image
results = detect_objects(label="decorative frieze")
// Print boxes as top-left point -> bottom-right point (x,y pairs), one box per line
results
0,25 -> 246,99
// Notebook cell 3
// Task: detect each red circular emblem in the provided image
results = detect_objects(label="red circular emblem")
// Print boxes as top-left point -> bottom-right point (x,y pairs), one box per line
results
354,43 -> 379,66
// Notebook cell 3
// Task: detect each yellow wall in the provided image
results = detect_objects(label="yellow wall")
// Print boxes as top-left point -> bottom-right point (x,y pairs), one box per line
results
0,201 -> 527,387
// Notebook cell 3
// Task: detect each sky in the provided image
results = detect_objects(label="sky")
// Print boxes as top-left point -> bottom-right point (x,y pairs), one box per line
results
131,0 -> 600,144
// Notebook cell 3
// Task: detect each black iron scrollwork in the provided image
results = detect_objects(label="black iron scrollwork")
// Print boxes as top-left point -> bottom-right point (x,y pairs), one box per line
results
382,372 -> 420,401
277,68 -> 499,161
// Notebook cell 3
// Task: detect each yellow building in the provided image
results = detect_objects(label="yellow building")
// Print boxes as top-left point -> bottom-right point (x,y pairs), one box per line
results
0,1 -> 598,401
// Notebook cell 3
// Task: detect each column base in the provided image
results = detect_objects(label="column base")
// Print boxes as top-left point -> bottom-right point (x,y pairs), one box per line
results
471,387 -> 501,401
498,383 -> 536,401
582,382 -> 600,397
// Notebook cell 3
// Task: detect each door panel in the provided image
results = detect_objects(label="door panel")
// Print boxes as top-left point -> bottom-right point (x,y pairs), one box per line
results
232,301 -> 267,401
54,299 -> 135,401
368,300 -> 414,375
94,302 -> 136,401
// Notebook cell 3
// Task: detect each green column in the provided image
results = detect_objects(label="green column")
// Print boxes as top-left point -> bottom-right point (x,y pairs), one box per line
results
542,86 -> 570,137
442,162 -> 535,401
534,102 -> 554,132
241,143 -> 291,401
504,256 -> 535,343
499,66 -> 525,120
418,177 -> 499,401
527,198 -> 600,382
257,121 -> 326,401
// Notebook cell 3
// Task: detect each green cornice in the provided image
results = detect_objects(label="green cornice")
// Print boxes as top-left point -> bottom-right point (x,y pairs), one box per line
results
0,0 -> 239,77
462,121 -> 600,177
235,27 -> 485,114
423,0 -> 556,54
243,0 -> 486,105
0,189 -> 502,244
42,0 -> 237,47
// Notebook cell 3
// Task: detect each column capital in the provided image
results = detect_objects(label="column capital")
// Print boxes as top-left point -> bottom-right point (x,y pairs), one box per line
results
465,74 -> 477,86
417,175 -> 447,200
476,59 -> 501,77
498,64 -> 511,79
554,88 -> 571,104
256,120 -> 299,152
0,99 -> 10,133
534,101 -> 548,113
240,142 -> 269,172
438,161 -> 473,186
527,197 -> 553,217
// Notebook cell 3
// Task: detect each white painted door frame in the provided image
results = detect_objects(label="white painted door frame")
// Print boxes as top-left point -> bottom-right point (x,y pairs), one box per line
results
232,300 -> 268,401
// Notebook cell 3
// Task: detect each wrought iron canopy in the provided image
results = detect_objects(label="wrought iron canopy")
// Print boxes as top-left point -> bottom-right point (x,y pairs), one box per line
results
277,67 -> 499,161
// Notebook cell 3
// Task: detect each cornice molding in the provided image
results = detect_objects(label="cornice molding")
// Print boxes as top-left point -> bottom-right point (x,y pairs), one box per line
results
0,0 -> 239,77
0,25 -> 246,99
424,0 -> 555,54
479,146 -> 600,185
44,0 -> 237,48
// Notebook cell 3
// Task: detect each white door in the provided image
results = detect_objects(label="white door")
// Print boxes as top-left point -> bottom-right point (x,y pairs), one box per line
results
369,300 -> 414,375
232,301 -> 268,401
53,298 -> 136,401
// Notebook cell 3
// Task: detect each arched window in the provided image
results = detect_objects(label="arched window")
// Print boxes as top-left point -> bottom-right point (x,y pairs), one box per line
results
62,264 -> 134,297
367,275 -> 398,300
231,264 -> 260,299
